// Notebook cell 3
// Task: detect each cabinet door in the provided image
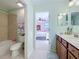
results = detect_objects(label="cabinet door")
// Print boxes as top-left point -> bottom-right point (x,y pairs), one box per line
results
56,40 -> 61,58
68,52 -> 76,59
60,44 -> 67,59
68,44 -> 79,59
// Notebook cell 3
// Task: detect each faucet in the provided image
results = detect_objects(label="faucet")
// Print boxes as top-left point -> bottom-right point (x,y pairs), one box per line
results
65,27 -> 72,34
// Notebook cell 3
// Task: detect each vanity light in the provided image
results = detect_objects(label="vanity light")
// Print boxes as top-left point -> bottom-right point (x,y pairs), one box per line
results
58,15 -> 63,20
69,1 -> 74,7
63,13 -> 67,16
69,0 -> 75,7
17,2 -> 23,7
59,13 -> 63,16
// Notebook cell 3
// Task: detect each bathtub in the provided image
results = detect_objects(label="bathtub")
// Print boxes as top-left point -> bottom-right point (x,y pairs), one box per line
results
0,40 -> 13,56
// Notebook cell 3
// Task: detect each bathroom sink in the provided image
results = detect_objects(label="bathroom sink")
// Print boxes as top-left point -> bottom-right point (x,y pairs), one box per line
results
74,34 -> 79,38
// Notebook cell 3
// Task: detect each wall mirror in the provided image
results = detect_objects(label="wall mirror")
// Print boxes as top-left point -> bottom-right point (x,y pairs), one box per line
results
57,14 -> 68,26
71,12 -> 79,25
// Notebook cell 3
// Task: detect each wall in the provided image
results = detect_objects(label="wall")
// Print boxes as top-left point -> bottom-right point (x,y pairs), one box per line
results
22,0 -> 34,59
34,2 -> 68,51
0,11 -> 8,41
26,4 -> 34,58
17,9 -> 24,24
8,13 -> 17,40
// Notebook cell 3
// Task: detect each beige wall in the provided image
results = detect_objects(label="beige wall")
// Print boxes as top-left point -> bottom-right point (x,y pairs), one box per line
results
0,12 -> 8,41
8,13 -> 17,40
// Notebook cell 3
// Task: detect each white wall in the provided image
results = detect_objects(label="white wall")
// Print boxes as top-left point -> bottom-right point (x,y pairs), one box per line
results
23,1 -> 34,59
17,8 -> 24,24
21,0 -> 34,59
27,4 -> 34,58
34,2 -> 68,50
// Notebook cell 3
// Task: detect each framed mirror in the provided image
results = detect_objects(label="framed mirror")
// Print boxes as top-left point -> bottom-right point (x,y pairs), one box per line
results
71,12 -> 79,25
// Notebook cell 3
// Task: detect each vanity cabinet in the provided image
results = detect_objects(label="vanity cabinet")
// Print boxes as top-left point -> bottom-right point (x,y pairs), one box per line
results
56,36 -> 67,59
60,44 -> 67,59
56,35 -> 79,59
56,39 -> 61,58
68,44 -> 79,59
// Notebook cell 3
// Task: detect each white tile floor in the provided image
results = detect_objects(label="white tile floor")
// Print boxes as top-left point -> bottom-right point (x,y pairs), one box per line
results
29,40 -> 59,59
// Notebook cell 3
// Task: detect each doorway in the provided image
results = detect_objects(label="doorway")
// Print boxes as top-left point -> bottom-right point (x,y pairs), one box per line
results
35,12 -> 50,49
0,0 -> 25,59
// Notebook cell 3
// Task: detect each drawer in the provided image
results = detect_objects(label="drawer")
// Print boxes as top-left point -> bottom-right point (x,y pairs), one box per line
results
68,44 -> 79,59
62,39 -> 67,48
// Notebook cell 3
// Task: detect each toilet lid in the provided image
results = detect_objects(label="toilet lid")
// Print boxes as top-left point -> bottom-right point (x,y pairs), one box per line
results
10,43 -> 22,50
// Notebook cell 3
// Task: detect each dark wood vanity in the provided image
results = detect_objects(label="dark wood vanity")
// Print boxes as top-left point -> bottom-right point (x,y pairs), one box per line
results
56,35 -> 79,59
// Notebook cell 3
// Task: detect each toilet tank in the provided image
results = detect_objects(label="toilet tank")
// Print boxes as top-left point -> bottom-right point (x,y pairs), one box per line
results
17,36 -> 24,42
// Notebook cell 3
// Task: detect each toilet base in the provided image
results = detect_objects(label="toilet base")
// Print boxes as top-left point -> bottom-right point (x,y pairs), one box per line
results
11,50 -> 20,57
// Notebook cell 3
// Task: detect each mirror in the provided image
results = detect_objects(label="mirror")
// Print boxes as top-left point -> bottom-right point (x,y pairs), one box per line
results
71,12 -> 79,25
57,14 -> 68,26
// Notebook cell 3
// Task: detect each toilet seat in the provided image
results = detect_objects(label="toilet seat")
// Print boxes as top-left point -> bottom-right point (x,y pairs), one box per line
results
10,43 -> 22,51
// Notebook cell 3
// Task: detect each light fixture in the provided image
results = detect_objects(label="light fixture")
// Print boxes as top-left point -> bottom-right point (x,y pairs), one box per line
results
17,2 -> 23,7
59,13 -> 63,16
69,0 -> 76,7
69,1 -> 75,7
63,13 -> 67,16
59,12 -> 66,16
58,15 -> 63,20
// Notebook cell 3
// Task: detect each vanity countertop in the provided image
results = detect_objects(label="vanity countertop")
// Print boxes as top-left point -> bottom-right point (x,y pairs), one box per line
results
57,33 -> 79,49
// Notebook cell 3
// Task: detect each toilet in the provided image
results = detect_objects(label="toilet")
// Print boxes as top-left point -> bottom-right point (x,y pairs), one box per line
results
10,42 -> 22,57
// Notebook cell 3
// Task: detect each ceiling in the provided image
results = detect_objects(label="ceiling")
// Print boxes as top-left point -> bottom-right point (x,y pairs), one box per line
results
0,0 -> 21,10
31,0 -> 69,5
0,0 -> 69,9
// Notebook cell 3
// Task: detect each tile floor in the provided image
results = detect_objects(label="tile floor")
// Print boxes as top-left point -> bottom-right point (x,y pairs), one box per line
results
0,54 -> 24,59
29,40 -> 59,59
0,40 -> 59,59
0,50 -> 24,59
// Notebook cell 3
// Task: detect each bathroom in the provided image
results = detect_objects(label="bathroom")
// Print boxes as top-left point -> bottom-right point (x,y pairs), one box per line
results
0,0 -> 25,59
